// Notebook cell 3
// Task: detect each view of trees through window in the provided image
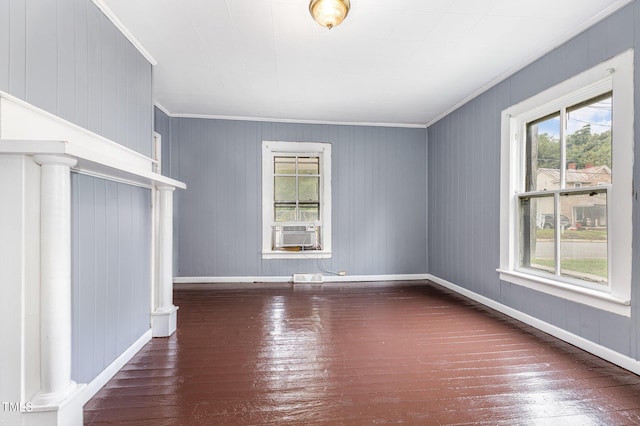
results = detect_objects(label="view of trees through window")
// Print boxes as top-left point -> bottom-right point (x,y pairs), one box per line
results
532,94 -> 612,172
521,93 -> 611,284
274,156 -> 320,222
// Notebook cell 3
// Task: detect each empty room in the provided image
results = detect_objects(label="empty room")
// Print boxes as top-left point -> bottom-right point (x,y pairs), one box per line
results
3,0 -> 640,424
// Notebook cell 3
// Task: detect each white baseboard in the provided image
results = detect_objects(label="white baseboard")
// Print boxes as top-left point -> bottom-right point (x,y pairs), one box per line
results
427,274 -> 640,376
173,274 -> 430,285
324,274 -> 430,283
174,276 -> 291,284
79,329 -> 152,406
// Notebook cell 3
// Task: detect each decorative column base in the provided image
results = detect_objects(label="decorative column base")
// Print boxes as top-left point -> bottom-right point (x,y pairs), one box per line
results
23,383 -> 86,426
151,306 -> 179,337
31,380 -> 79,406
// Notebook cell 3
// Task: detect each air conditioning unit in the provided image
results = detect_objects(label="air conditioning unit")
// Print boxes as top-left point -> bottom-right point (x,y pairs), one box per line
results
278,225 -> 317,248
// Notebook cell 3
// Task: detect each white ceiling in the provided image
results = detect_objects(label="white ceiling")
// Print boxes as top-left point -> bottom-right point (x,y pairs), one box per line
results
98,0 -> 631,127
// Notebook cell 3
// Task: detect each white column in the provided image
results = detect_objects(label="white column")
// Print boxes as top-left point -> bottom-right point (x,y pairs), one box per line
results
151,185 -> 178,336
32,154 -> 78,405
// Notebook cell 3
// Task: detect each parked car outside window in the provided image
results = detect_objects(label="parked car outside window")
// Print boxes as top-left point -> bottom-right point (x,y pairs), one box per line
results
538,214 -> 570,229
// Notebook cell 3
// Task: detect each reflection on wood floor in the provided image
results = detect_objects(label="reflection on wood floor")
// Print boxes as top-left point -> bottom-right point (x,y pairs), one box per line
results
84,281 -> 640,425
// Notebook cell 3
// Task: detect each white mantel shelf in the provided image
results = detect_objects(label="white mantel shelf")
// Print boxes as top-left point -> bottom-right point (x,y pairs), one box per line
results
0,91 -> 185,190
0,138 -> 185,189
0,91 -> 184,425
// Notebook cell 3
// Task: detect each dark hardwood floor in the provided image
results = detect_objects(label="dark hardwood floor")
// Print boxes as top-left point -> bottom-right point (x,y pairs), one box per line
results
84,281 -> 640,425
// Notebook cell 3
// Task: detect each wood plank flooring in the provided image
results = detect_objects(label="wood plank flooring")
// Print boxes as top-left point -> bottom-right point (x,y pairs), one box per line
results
84,282 -> 640,425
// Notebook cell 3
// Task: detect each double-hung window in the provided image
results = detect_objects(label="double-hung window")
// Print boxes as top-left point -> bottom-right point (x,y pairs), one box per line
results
262,141 -> 332,259
499,50 -> 633,316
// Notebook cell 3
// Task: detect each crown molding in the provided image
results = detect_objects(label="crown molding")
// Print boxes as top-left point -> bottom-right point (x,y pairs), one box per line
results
426,0 -> 634,127
91,0 -> 158,66
153,104 -> 426,129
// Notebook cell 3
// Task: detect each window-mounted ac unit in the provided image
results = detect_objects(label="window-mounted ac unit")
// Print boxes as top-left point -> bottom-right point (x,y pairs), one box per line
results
280,225 -> 317,248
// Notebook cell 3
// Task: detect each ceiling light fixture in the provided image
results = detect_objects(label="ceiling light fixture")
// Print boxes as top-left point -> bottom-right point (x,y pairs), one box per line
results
309,0 -> 350,29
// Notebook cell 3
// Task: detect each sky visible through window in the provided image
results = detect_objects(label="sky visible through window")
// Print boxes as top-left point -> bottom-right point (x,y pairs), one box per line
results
537,98 -> 612,138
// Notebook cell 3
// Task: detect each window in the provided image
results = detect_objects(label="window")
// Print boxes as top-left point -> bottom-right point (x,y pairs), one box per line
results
262,141 -> 332,259
521,93 -> 611,284
499,50 -> 633,316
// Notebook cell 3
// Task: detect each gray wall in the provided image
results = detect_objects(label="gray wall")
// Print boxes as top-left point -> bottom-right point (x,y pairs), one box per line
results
71,174 -> 151,383
154,107 -> 173,177
1,0 -> 155,382
427,3 -> 639,360
155,116 -> 427,278
154,107 -> 181,273
0,0 -> 152,156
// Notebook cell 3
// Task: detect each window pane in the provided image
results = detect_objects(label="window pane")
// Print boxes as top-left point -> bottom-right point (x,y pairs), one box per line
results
298,176 -> 319,201
274,177 -> 296,201
274,157 -> 296,174
520,195 -> 555,274
274,204 -> 296,222
560,191 -> 608,284
526,114 -> 561,191
299,204 -> 320,221
566,93 -> 612,181
298,157 -> 319,175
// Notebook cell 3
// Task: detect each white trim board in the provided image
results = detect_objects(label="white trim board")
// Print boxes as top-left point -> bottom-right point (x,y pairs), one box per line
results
427,274 -> 640,376
153,102 -> 426,129
91,0 -> 157,65
173,274 -> 430,285
498,49 -> 634,317
79,329 -> 152,407
0,91 -> 185,190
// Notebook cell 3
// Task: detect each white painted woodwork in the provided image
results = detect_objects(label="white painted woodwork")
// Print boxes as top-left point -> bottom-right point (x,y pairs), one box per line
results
261,141 -> 332,259
429,273 -> 640,377
0,91 -> 185,190
32,155 -> 79,405
0,91 -> 185,425
151,186 -> 178,337
498,50 -> 634,317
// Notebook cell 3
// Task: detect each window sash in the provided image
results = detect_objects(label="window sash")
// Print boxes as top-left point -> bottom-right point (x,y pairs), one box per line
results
499,49 -> 633,316
517,187 -> 609,290
273,155 -> 321,223
518,90 -> 613,290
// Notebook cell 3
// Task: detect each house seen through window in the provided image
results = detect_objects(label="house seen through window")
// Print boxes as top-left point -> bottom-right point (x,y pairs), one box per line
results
521,93 -> 612,285
499,49 -> 633,316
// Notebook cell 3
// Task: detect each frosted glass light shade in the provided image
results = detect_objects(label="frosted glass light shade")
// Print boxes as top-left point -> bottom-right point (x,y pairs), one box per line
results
309,0 -> 351,29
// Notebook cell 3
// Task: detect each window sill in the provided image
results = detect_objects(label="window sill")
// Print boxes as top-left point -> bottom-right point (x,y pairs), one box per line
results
262,251 -> 332,260
497,268 -> 630,317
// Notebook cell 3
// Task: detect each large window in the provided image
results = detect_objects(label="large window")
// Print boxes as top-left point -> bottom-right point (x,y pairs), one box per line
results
262,141 -> 332,259
499,50 -> 633,316
520,93 -> 611,285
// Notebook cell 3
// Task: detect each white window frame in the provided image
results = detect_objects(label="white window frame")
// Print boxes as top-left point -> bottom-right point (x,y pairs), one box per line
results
498,49 -> 633,317
262,141 -> 332,259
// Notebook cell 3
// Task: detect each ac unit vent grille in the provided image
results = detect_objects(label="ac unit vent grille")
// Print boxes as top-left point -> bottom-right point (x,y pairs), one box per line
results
283,225 -> 307,232
273,224 -> 321,250
282,231 -> 315,247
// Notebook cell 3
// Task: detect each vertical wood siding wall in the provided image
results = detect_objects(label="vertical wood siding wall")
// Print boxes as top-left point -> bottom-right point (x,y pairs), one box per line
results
0,0 -> 152,156
155,115 -> 427,278
0,0 -> 155,383
427,3 -> 639,360
71,174 -> 151,383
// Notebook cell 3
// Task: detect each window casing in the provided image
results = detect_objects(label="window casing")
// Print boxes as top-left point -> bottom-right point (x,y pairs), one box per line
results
499,50 -> 633,316
262,141 -> 332,259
